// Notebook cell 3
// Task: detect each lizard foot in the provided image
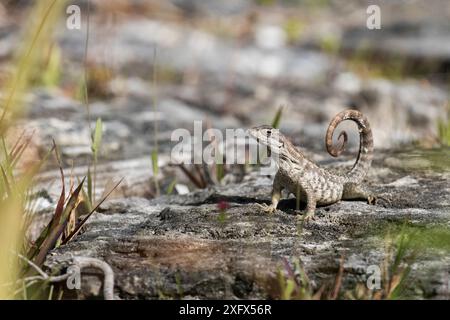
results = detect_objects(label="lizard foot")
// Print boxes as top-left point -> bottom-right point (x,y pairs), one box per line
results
257,203 -> 277,214
300,212 -> 316,223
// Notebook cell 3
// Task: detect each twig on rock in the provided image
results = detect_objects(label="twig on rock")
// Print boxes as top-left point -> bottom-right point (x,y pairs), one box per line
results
5,252 -> 115,300
72,256 -> 115,300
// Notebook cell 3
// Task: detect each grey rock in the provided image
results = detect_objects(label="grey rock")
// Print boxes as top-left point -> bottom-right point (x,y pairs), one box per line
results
43,148 -> 450,299
59,19 -> 334,84
343,22 -> 450,62
170,0 -> 252,16
0,25 -> 17,60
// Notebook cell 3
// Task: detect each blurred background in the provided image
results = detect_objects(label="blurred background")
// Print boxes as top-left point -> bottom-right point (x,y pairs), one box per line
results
0,0 -> 449,300
0,0 -> 448,200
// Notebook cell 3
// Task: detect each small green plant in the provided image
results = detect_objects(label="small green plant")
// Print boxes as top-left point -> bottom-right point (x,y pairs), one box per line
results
73,65 -> 114,101
175,122 -> 229,189
166,178 -> 177,195
380,226 -> 417,299
217,200 -> 229,224
90,117 -> 103,202
176,140 -> 227,189
177,161 -> 228,189
215,155 -> 225,183
319,35 -> 340,55
346,224 -> 422,299
255,0 -> 276,6
74,74 -> 86,102
175,273 -> 184,298
27,143 -> 122,267
151,49 -> 160,196
347,47 -> 406,80
178,164 -> 207,188
40,44 -> 61,87
151,149 -> 159,194
283,18 -> 303,44
275,258 -> 329,300
271,105 -> 284,129
274,222 -> 429,300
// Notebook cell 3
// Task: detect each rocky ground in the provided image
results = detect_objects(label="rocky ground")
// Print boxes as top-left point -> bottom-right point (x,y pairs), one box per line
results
44,147 -> 450,299
1,0 -> 449,299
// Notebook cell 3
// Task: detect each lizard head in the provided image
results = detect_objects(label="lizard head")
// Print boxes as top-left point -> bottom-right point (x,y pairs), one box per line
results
248,125 -> 285,153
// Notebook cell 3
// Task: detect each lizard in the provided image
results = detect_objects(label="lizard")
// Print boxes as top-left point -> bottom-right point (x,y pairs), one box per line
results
248,109 -> 376,221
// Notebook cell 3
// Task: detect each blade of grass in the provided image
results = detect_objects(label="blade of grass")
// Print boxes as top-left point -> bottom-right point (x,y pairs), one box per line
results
21,145 -> 57,261
8,130 -> 27,158
62,178 -> 123,244
271,105 -> 284,129
0,0 -> 59,127
178,163 -> 203,188
83,0 -> 91,130
91,118 -> 102,162
41,44 -> 61,87
151,47 -> 160,196
51,140 -> 65,226
329,256 -> 345,300
32,178 -> 85,267
151,149 -> 160,193
166,178 -> 177,195
215,162 -> 225,183
0,165 -> 12,197
194,165 -> 206,188
91,118 -> 102,202
87,166 -> 93,204
10,133 -> 34,168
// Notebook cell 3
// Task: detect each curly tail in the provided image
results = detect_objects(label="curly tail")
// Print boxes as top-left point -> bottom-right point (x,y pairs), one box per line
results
325,109 -> 373,184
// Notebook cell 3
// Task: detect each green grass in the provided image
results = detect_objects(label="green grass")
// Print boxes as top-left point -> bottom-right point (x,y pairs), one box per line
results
438,109 -> 450,146
40,44 -> 62,88
276,258 -> 319,299
151,49 -> 160,196
273,222 -> 439,300
283,18 -> 304,44
319,34 -> 340,55
0,0 -> 67,299
0,0 -> 65,129
380,223 -> 450,253
0,0 -> 121,299
90,117 -> 103,203
271,105 -> 284,129
165,178 -> 177,195
255,0 -> 277,5
350,222 -> 450,299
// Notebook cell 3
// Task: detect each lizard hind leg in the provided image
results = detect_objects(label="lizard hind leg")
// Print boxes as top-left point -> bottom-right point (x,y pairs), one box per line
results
342,183 -> 376,204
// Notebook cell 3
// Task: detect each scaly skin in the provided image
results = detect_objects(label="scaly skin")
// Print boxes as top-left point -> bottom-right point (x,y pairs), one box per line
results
248,109 -> 375,221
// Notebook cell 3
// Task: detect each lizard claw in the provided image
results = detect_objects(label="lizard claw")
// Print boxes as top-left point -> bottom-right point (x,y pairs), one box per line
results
257,203 -> 277,214
301,212 -> 316,223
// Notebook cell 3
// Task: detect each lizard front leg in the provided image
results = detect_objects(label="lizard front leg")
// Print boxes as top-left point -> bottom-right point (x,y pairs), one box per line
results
303,187 -> 317,222
259,173 -> 282,214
